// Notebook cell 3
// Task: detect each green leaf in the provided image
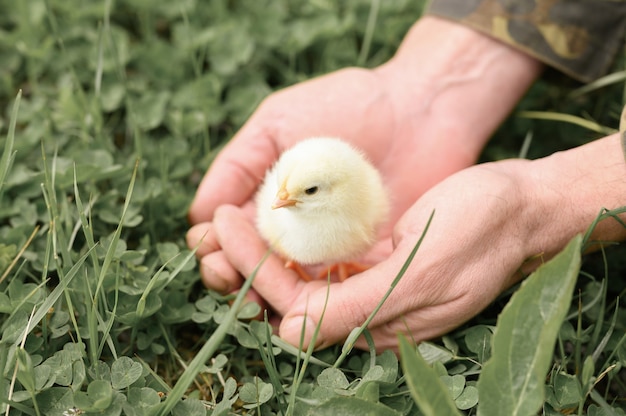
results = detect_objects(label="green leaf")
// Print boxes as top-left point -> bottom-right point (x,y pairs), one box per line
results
582,355 -> 596,392
42,343 -> 86,390
194,295 -> 217,315
128,91 -> 170,131
74,380 -> 113,411
371,349 -> 399,384
361,365 -> 385,384
440,375 -> 465,400
237,301 -> 261,319
456,386 -> 479,410
417,341 -> 454,365
207,20 -> 255,76
239,377 -> 274,408
464,325 -> 493,363
37,387 -> 75,415
111,357 -> 143,390
317,367 -> 350,390
16,348 -> 36,393
34,364 -> 54,391
550,373 -> 582,410
300,396 -> 402,416
205,354 -> 228,374
171,398 -> 207,416
123,387 -> 161,416
477,235 -> 582,416
399,336 -> 461,416
223,377 -> 238,400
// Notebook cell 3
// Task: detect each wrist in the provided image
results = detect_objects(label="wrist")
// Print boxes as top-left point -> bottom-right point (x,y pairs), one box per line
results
522,134 -> 626,259
374,15 -> 543,164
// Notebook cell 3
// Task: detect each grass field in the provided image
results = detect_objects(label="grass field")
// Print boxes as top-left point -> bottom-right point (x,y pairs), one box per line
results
0,1 -> 625,414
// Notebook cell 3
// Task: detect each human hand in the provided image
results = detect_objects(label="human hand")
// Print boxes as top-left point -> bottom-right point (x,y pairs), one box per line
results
189,160 -> 535,350
188,16 -> 542,226
188,135 -> 626,351
187,16 -> 542,300
186,16 -> 545,348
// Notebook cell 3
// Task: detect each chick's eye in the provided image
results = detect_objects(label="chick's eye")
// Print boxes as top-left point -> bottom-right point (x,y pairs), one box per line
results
304,186 -> 319,195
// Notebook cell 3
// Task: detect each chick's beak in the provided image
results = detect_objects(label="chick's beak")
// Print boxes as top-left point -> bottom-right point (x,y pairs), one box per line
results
272,187 -> 298,209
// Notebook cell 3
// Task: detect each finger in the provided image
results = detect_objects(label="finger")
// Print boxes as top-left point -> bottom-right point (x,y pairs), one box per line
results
277,269 -> 387,350
278,237 -> 421,349
188,124 -> 280,224
212,204 -> 309,313
199,251 -> 244,294
186,222 -> 220,257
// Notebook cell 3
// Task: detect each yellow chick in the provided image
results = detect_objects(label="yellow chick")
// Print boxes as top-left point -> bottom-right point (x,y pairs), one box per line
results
256,137 -> 389,281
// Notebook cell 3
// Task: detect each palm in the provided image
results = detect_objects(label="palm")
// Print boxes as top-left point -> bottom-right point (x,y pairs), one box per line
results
188,68 -> 475,227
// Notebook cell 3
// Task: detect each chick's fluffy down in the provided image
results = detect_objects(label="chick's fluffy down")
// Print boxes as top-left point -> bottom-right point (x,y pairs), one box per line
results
256,137 -> 389,265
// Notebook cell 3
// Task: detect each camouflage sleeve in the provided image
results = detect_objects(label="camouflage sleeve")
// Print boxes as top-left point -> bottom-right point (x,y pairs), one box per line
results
426,0 -> 626,83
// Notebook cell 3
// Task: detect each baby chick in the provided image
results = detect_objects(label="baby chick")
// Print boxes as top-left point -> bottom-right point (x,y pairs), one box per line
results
256,137 -> 389,281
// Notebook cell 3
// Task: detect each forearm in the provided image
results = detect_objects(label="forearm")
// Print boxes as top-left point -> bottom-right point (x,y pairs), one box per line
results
375,16 -> 543,166
525,134 -> 626,258
427,0 -> 626,83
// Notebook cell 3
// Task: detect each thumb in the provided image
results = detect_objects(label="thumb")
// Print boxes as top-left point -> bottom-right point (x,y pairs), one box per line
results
278,242 -> 417,349
188,127 -> 279,224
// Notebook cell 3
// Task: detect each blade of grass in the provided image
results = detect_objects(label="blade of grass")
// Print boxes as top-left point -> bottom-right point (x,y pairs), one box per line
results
582,207 -> 626,250
0,90 -> 21,201
363,329 -> 377,371
7,306 -> 37,416
597,309 -> 626,375
357,0 -> 380,66
591,300 -> 618,366
269,335 -> 332,368
155,251 -> 271,416
565,276 -> 605,321
334,210 -> 435,368
569,70 -> 626,98
41,145 -> 74,268
517,111 -> 616,135
95,265 -> 120,361
84,159 -> 138,367
14,247 -> 94,347
136,247 -> 198,317
285,276 -> 332,416
94,159 -> 139,299
518,130 -> 533,159
15,308 -> 41,416
248,313 -> 288,410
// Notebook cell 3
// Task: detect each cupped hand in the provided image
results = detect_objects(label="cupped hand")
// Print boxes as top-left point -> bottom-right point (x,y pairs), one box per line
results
189,159 -> 549,351
186,63 -> 486,304
194,134 -> 626,351
188,16 -> 542,226
186,16 -> 546,349
188,66 -> 473,228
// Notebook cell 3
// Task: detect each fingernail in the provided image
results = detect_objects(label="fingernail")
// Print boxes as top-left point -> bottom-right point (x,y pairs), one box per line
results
280,316 -> 319,348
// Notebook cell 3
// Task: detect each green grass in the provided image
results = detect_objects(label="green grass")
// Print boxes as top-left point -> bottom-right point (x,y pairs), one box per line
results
0,0 -> 625,415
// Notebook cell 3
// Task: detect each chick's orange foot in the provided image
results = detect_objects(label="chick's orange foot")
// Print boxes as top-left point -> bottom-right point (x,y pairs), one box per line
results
285,260 -> 370,282
321,262 -> 370,281
285,260 -> 313,282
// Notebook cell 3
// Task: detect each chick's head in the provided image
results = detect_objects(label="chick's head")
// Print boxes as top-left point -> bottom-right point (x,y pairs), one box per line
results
273,138 -> 380,216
